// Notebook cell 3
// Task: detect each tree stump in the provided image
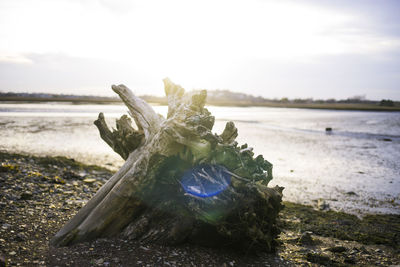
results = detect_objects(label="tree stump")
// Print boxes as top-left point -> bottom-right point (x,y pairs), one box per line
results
50,79 -> 284,251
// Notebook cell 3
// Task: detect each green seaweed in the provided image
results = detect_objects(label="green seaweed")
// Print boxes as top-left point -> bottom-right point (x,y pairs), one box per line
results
281,202 -> 400,248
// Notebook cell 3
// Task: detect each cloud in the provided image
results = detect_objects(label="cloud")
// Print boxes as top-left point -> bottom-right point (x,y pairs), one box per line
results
0,53 -> 164,96
227,51 -> 400,100
96,0 -> 136,14
0,50 -> 399,100
295,0 -> 400,38
0,54 -> 33,64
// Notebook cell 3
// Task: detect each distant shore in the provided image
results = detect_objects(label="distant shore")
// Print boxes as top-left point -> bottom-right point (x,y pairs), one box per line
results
1,96 -> 400,112
206,101 -> 400,111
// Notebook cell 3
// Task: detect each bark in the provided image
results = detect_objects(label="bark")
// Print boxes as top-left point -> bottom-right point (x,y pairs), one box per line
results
50,78 -> 283,251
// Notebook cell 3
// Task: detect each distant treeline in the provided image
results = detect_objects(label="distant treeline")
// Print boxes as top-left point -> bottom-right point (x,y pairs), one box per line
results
0,92 -> 120,103
205,90 -> 398,107
132,90 -> 400,107
1,90 -> 399,111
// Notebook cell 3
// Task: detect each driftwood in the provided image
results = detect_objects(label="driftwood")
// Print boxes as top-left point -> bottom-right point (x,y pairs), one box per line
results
50,79 -> 283,251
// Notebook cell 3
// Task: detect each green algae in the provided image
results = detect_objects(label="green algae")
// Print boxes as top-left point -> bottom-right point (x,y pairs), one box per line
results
280,201 -> 400,248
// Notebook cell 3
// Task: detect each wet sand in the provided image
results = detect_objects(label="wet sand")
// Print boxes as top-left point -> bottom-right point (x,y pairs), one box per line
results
1,103 -> 400,215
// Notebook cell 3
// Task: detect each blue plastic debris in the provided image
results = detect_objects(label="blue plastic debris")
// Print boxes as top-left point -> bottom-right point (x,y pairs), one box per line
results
180,164 -> 231,198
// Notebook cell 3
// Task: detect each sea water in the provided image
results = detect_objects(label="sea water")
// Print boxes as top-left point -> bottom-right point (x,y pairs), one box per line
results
1,102 -> 399,214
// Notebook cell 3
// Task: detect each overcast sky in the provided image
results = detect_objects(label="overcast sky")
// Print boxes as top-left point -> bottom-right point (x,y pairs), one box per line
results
1,0 -> 399,100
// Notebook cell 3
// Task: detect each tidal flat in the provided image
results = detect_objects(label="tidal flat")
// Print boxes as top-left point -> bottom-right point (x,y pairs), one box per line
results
1,152 -> 399,266
1,102 -> 399,215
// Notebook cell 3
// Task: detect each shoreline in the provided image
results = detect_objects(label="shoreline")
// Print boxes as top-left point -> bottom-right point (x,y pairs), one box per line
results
2,99 -> 400,112
1,151 -> 399,266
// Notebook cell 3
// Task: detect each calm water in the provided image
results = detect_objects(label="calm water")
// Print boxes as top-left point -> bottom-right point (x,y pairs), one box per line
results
1,102 -> 399,215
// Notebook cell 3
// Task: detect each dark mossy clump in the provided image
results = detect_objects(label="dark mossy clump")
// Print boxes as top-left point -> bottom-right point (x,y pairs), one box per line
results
0,151 -> 111,173
280,202 -> 400,248
37,155 -> 109,172
306,252 -> 334,265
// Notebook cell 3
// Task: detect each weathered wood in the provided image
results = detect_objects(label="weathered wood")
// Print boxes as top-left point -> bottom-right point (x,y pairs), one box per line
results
51,79 -> 283,251
94,113 -> 144,160
112,84 -> 163,139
